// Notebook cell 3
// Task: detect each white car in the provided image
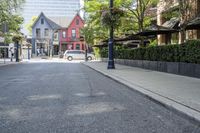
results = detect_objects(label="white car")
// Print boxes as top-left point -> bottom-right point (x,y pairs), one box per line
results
64,50 -> 95,61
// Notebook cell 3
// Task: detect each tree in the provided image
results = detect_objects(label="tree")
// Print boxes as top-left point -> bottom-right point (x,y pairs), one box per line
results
25,16 -> 38,35
82,0 -> 128,46
178,0 -> 191,44
122,0 -> 158,32
82,0 -> 158,47
0,0 -> 25,43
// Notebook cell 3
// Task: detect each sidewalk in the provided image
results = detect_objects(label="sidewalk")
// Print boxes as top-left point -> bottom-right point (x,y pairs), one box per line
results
83,61 -> 200,122
0,58 -> 19,67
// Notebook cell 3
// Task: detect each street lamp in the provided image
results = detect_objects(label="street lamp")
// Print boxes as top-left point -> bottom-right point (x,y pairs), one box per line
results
107,0 -> 115,69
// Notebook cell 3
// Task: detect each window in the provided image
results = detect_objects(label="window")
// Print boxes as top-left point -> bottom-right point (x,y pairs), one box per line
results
54,33 -> 58,40
72,29 -> 76,39
41,18 -> 44,24
62,31 -> 66,38
76,19 -> 79,25
76,44 -> 80,50
36,28 -> 41,38
44,28 -> 49,37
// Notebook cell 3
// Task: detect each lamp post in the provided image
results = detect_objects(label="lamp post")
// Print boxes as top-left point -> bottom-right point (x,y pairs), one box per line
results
16,40 -> 19,62
107,0 -> 115,69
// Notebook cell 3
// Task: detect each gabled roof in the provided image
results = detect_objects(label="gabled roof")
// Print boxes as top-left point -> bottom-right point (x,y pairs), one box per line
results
32,12 -> 61,30
49,16 -> 73,28
46,17 -> 61,30
32,12 -> 84,30
68,13 -> 84,28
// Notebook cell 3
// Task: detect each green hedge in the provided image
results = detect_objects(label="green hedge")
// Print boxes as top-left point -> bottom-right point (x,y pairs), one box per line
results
100,40 -> 200,64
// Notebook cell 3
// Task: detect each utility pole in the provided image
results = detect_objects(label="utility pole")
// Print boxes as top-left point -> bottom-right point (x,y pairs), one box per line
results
107,0 -> 115,69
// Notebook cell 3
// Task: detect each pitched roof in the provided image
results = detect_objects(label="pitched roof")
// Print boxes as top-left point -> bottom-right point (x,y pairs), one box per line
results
32,12 -> 61,30
137,24 -> 178,36
186,14 -> 200,30
67,13 -> 84,27
46,17 -> 62,30
32,12 -> 84,30
48,17 -> 73,28
162,18 -> 180,29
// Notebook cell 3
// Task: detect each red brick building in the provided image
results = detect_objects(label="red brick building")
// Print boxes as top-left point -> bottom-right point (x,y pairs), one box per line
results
59,14 -> 85,52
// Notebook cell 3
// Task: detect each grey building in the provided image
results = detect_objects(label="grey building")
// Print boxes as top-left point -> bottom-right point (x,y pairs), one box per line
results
21,0 -> 82,35
32,12 -> 61,56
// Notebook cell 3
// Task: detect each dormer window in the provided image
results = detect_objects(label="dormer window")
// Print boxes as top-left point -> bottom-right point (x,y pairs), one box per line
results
41,18 -> 44,24
76,19 -> 79,25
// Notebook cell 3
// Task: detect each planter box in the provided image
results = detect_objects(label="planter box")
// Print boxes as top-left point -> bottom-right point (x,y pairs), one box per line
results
167,62 -> 179,74
137,60 -> 143,68
100,58 -> 199,78
149,61 -> 158,71
194,64 -> 200,78
124,59 -> 129,65
143,60 -> 150,69
157,61 -> 167,72
130,60 -> 138,67
179,63 -> 195,77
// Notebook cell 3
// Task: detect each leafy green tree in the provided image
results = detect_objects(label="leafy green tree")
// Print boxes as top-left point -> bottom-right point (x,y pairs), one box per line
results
179,0 -> 191,44
25,16 -> 38,35
82,0 -> 128,45
0,0 -> 25,43
122,0 -> 158,32
82,0 -> 158,47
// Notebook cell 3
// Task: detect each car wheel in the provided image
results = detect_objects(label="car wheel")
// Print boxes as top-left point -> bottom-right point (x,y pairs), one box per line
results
87,56 -> 92,61
67,56 -> 73,61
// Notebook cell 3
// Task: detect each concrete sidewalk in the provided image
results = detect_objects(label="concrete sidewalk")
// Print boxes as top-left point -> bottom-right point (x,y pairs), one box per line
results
83,61 -> 200,122
0,59 -> 19,67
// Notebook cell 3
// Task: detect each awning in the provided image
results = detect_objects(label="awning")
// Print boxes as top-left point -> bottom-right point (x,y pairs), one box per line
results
186,16 -> 200,30
162,18 -> 180,29
136,24 -> 178,36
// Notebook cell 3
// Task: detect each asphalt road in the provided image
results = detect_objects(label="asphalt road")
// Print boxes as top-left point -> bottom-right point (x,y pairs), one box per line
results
0,62 -> 199,133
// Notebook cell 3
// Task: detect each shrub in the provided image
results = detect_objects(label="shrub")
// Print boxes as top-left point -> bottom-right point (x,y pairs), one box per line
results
100,40 -> 200,64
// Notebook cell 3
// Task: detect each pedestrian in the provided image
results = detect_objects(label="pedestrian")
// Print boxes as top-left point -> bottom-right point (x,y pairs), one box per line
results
37,48 -> 40,56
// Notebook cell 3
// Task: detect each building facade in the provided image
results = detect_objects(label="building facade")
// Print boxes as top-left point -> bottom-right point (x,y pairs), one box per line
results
59,14 -> 85,52
22,0 -> 82,35
32,12 -> 61,56
157,0 -> 200,45
32,13 -> 85,56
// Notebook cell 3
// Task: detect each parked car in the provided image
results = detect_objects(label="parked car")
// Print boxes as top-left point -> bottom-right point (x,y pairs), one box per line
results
64,50 -> 95,61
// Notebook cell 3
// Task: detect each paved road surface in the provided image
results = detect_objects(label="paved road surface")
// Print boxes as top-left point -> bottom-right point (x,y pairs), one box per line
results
0,62 -> 199,133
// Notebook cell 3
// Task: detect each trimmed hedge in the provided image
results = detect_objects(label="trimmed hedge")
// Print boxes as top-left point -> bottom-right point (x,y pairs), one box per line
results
100,40 -> 200,64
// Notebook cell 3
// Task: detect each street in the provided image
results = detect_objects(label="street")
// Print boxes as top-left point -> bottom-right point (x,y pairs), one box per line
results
0,61 -> 199,133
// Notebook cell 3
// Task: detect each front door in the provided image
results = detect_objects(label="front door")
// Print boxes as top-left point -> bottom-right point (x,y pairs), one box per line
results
53,45 -> 59,55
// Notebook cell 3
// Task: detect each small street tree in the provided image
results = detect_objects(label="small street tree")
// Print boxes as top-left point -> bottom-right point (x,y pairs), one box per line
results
25,16 -> 38,35
122,0 -> 158,47
178,0 -> 191,44
0,0 -> 24,43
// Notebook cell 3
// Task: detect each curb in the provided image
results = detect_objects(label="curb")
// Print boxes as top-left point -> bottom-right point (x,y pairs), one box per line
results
82,62 -> 200,124
0,61 -> 23,67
